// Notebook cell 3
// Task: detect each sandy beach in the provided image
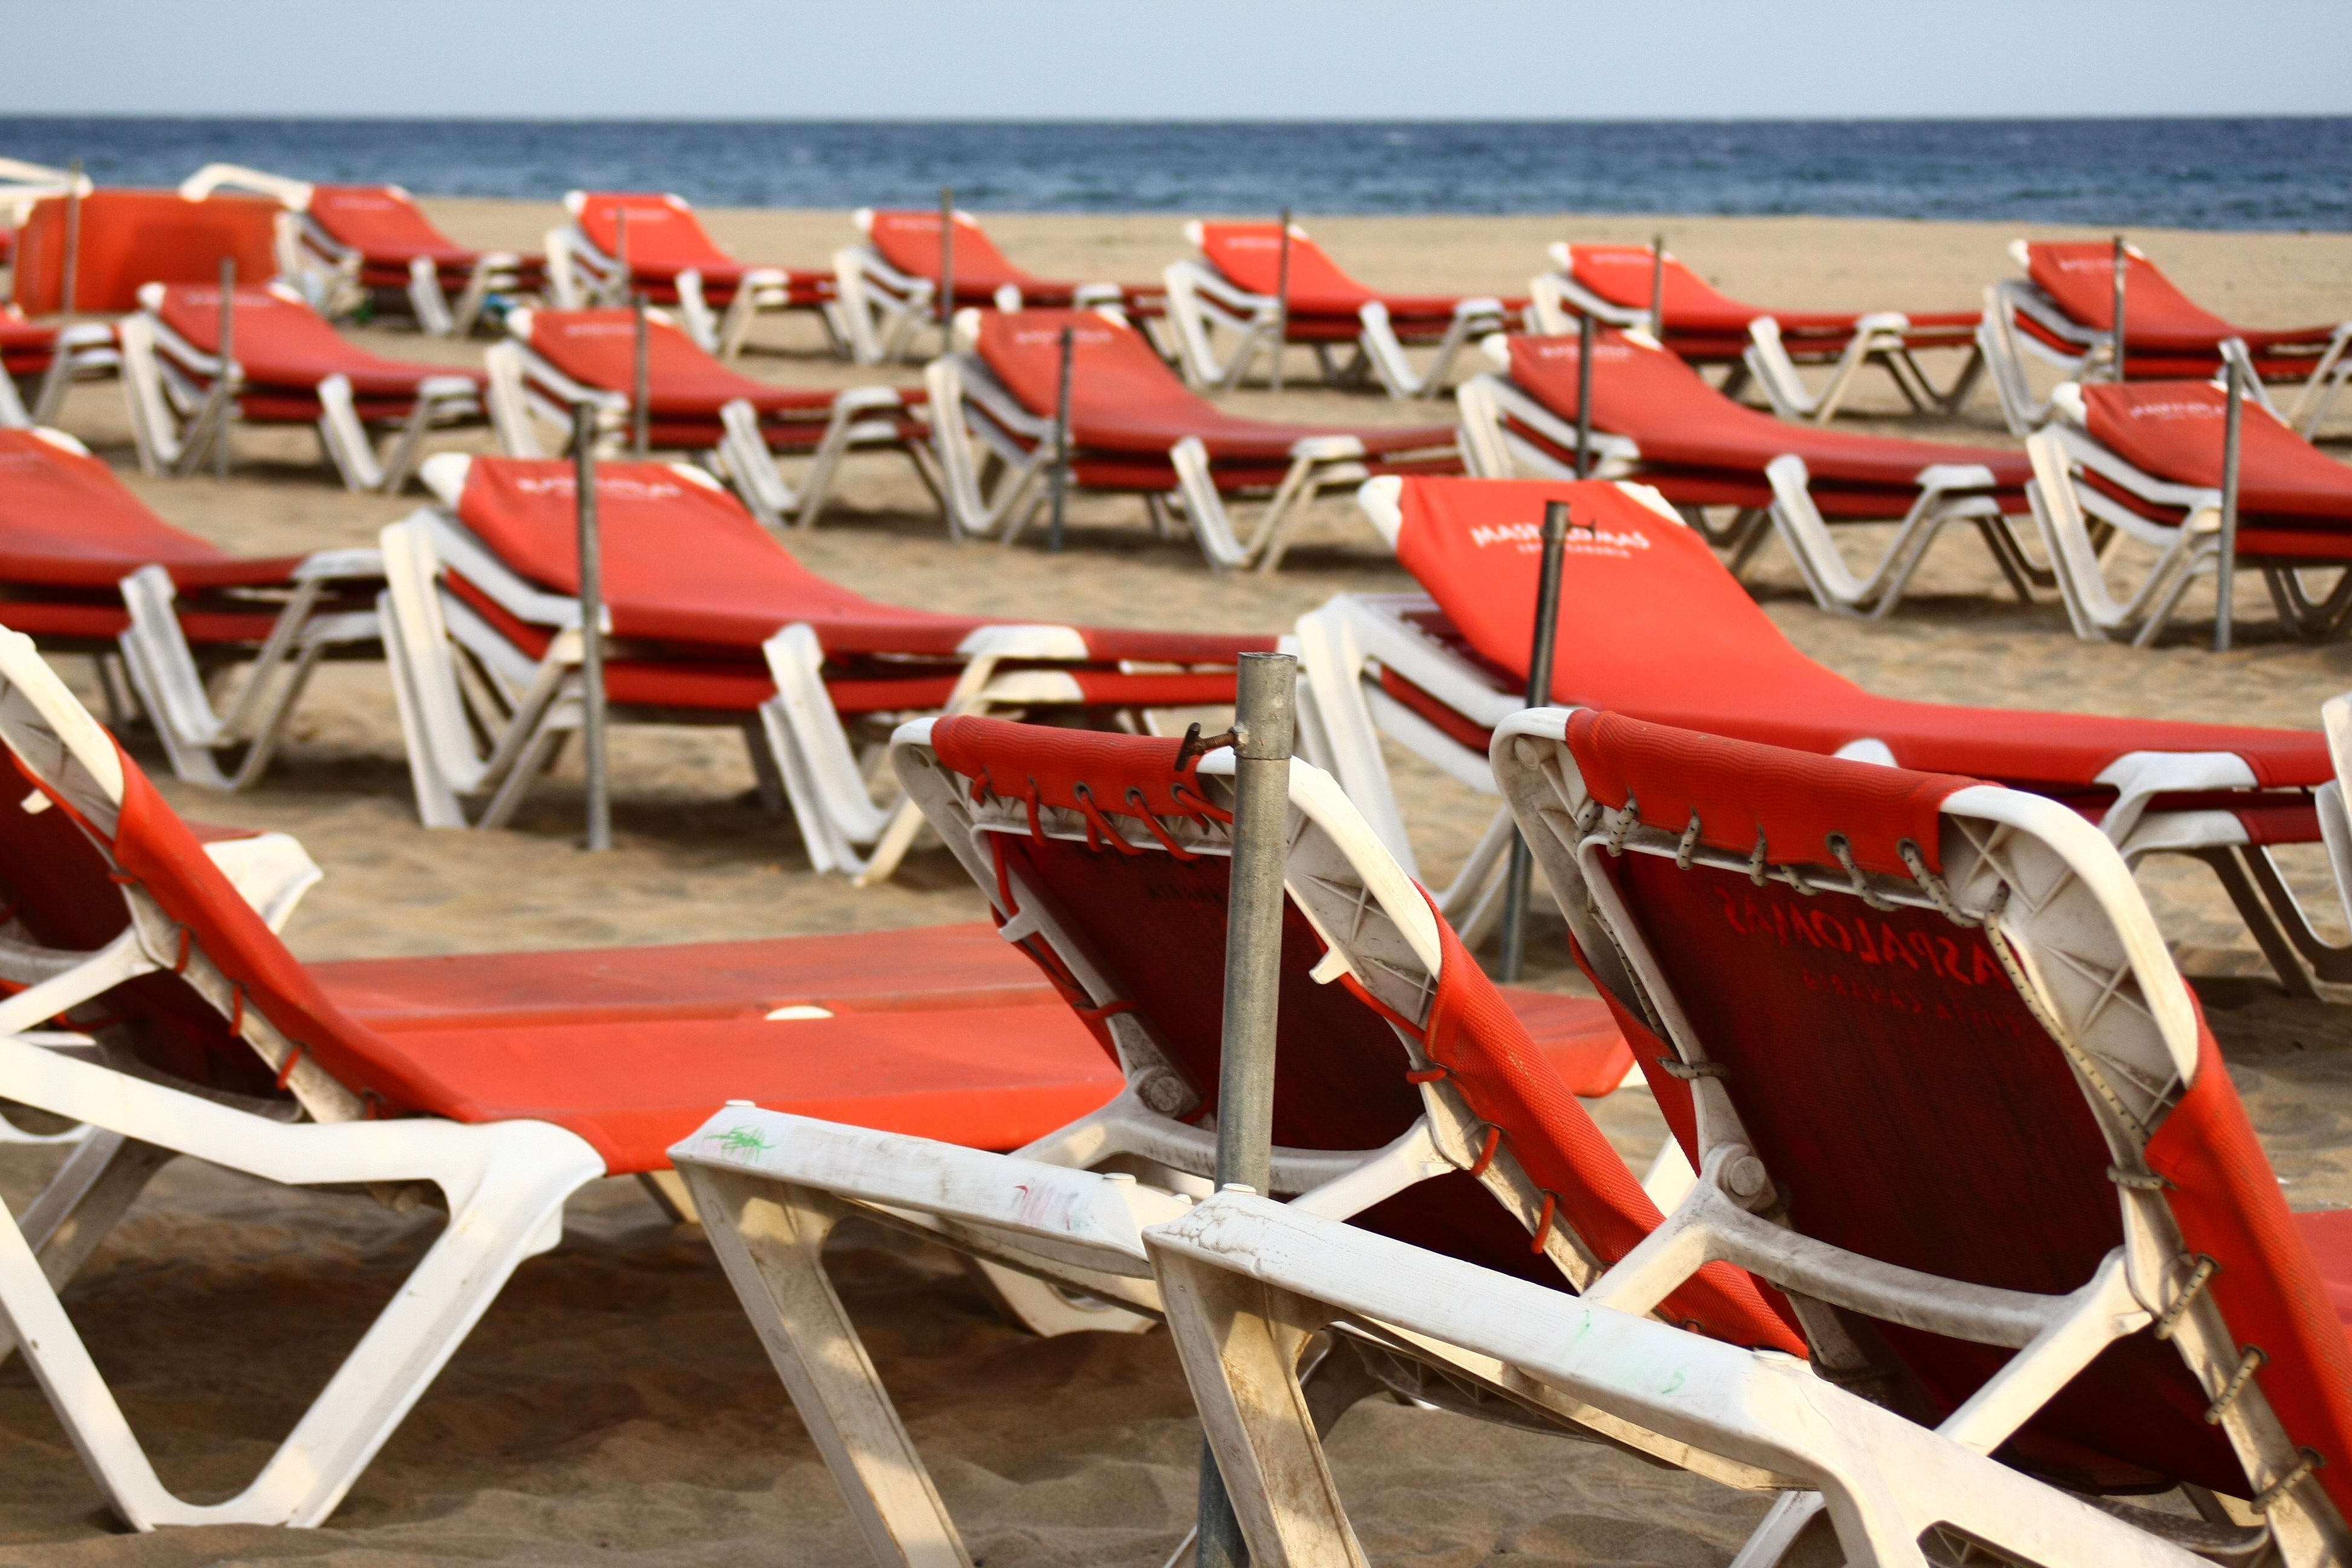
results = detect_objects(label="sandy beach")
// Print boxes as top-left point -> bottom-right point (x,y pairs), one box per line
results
2,200 -> 2350,1564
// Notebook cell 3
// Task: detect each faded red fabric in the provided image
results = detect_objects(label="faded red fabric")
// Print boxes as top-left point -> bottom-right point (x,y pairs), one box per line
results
2026,243 -> 2342,358
865,209 -> 1098,305
518,309 -> 835,419
1195,222 -> 1523,322
976,309 -> 1455,464
1560,243 -> 1976,362
2080,382 -> 2352,526
12,191 -> 279,315
154,284 -> 484,402
930,716 -> 1217,821
570,192 -> 830,305
1391,476 -> 2331,794
1563,708 -> 1974,876
0,431 -> 304,590
1507,330 -> 2030,505
309,186 -> 483,273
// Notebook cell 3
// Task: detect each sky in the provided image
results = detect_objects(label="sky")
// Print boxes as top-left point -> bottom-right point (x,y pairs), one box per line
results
3,0 -> 2348,120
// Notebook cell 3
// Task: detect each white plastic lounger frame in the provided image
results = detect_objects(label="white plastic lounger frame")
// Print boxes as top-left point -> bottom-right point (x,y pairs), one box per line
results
1146,705 -> 2343,1568
2025,381 -> 2352,647
117,283 -> 480,492
829,206 -> 1114,367
544,192 -> 843,361
0,629 -> 608,1529
1304,474 -> 2352,996
671,720 -> 1668,1568
485,310 -> 917,529
1762,452 -> 2034,618
1161,222 -> 1498,399
923,312 -> 1382,571
19,322 -> 121,428
382,454 -> 1191,884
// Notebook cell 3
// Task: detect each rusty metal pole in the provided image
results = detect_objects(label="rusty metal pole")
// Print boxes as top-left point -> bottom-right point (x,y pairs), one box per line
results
1270,208 -> 1292,393
631,291 -> 651,457
2215,354 -> 2246,653
59,157 -> 83,318
1047,323 -> 1074,552
574,403 -> 612,852
2111,234 -> 2128,384
1498,501 -> 1572,981
1649,234 -> 1666,342
938,186 -> 956,349
214,257 -> 235,479
1574,310 -> 1595,477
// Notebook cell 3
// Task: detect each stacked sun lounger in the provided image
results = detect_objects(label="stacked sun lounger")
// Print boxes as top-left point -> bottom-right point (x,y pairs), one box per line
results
546,191 -> 840,359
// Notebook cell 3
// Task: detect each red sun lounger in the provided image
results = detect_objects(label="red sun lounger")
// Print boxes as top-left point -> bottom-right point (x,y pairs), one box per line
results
1983,240 -> 2352,437
486,304 -> 927,529
0,426 -> 381,789
0,305 -> 116,428
1534,240 -> 1984,421
385,451 -> 1272,880
1296,474 -> 2352,995
547,191 -> 839,360
8,188 -> 279,316
668,718 -> 1810,1567
0,628 -> 1147,1529
834,205 -> 1161,367
180,162 -> 543,338
2028,377 -> 2352,645
930,305 -> 1459,569
117,281 -> 485,492
1161,709 -> 2352,1568
1163,219 -> 1525,399
1460,327 -> 2040,615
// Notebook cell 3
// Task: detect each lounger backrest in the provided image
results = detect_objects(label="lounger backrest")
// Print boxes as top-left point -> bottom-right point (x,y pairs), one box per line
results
1194,222 -> 1370,315
150,281 -> 368,382
0,629 -> 454,1116
2077,381 -> 2352,517
571,192 -> 734,274
1560,243 -> 1758,333
0,428 -> 266,586
515,306 -> 766,407
446,456 -> 975,655
864,210 -> 1030,296
10,189 -> 279,315
2025,243 -> 2234,347
1501,706 -> 2352,1516
306,185 -> 459,260
973,307 -> 1212,434
893,713 -> 1802,1341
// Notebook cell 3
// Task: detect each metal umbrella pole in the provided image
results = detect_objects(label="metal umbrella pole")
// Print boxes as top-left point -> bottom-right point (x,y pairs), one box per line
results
2215,353 -> 2246,653
573,403 -> 612,852
1269,207 -> 1292,393
1648,234 -> 1666,342
59,157 -> 83,318
1574,310 -> 1595,477
938,186 -> 956,350
1194,649 -> 1297,1568
631,291 -> 651,457
1047,322 -> 1074,553
612,207 -> 628,309
2111,234 -> 2128,384
214,257 -> 235,479
1497,501 -> 1573,982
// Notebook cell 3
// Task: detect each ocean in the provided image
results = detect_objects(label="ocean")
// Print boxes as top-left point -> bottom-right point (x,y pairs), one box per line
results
2,117 -> 2345,232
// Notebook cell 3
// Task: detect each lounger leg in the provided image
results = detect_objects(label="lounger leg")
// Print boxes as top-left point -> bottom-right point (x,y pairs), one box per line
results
681,1165 -> 974,1568
1153,1249 -> 1367,1568
2193,844 -> 2352,994
0,1130 -> 177,1365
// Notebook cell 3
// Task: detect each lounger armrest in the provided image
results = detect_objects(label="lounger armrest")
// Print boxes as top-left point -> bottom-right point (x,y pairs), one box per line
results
2048,382 -> 2089,425
1912,463 -> 1999,492
954,624 -> 1093,661
1854,310 -> 1910,333
292,547 -> 387,582
1289,434 -> 1367,461
831,384 -> 905,414
416,373 -> 485,398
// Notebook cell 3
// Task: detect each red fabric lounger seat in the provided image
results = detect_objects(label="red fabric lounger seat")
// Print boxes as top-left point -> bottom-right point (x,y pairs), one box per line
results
518,309 -> 854,422
2080,382 -> 2352,530
307,185 -> 543,287
155,284 -> 486,403
572,193 -> 831,306
864,210 -> 1129,308
1391,477 -> 2332,804
978,309 -> 1455,466
1197,223 -> 1527,324
2027,243 -> 2344,373
1561,243 -> 1977,359
1508,330 -> 2030,504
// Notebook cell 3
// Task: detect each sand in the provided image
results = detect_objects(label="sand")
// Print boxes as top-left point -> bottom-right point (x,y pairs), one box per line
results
0,200 -> 2349,1564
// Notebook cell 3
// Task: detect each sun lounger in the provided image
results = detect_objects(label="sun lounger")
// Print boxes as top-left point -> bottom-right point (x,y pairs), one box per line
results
384,452 -> 1270,879
545,191 -> 840,360
1162,220 -> 1522,399
669,715 -> 1762,1568
180,163 -> 540,338
2027,377 -> 2352,645
1982,241 -> 2352,437
118,280 -> 484,492
930,306 -> 1459,568
1294,473 -> 2352,995
832,205 -> 1157,367
485,304 -> 927,528
1153,707 -> 2352,1567
0,305 -> 116,426
0,630 -> 1143,1527
1459,328 -> 2040,615
8,188 -> 279,316
1531,240 -> 1984,420
0,425 -> 381,789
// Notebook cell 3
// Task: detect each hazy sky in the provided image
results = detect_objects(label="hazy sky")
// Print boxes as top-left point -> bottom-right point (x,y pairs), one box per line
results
5,0 -> 2348,119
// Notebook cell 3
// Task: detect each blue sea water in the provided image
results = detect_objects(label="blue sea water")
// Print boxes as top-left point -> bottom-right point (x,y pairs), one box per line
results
2,117 -> 2345,232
